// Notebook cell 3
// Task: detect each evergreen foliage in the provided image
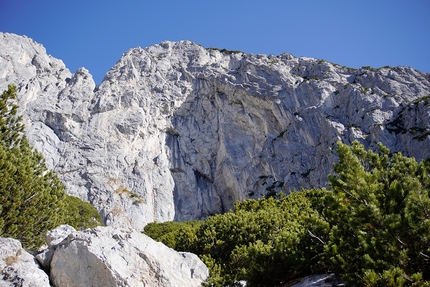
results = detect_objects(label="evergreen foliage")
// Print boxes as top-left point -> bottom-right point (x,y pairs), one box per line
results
323,141 -> 430,286
145,141 -> 430,287
227,190 -> 329,286
143,220 -> 203,248
0,85 -> 103,249
206,47 -> 244,55
63,195 -> 103,230
145,190 -> 329,286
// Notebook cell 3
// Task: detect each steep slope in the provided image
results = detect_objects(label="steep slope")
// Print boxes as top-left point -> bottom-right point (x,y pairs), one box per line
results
1,33 -> 429,227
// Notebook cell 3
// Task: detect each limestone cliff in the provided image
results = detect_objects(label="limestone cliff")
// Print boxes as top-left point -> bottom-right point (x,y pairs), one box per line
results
1,32 -> 429,227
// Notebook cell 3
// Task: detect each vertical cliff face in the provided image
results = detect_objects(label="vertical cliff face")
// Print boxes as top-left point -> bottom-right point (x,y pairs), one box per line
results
151,45 -> 430,220
1,33 -> 429,227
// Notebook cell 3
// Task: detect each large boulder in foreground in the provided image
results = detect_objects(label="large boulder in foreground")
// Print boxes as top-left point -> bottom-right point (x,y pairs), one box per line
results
49,226 -> 208,287
0,238 -> 50,287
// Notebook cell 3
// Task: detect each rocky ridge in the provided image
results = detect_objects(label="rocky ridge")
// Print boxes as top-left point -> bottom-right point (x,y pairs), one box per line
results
0,32 -> 429,227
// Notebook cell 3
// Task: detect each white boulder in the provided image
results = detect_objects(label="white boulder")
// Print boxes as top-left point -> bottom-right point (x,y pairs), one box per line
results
49,226 -> 208,287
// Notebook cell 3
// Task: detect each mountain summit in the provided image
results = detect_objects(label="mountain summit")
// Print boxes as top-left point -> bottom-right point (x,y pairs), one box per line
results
1,32 -> 429,229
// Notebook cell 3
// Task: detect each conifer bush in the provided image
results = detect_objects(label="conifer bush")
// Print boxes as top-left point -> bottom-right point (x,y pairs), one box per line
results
145,190 -> 329,286
63,195 -> 103,230
0,85 -> 103,249
143,220 -> 202,248
145,141 -> 430,286
323,141 -> 430,286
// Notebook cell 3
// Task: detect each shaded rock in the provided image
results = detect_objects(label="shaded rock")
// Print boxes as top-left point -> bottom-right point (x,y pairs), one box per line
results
290,274 -> 343,287
49,226 -> 208,287
0,238 -> 50,287
36,224 -> 76,270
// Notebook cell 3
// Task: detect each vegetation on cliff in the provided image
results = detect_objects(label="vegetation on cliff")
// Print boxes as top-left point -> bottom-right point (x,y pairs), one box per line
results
0,85 -> 102,249
145,141 -> 430,286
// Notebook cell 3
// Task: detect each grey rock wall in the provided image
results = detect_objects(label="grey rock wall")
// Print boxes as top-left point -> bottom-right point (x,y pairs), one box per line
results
1,32 -> 429,226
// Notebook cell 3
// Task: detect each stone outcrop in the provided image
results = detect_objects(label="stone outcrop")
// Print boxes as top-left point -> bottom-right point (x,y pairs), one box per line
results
0,238 -> 50,287
46,226 -> 208,287
2,225 -> 208,287
1,32 -> 429,226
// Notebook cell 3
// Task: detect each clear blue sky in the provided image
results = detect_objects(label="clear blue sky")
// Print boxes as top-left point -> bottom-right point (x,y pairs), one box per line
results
1,0 -> 429,84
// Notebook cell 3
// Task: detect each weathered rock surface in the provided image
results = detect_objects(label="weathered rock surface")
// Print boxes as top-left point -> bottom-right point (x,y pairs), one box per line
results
36,224 -> 77,270
2,225 -> 208,287
48,226 -> 208,287
0,238 -> 50,287
290,274 -> 343,287
1,32 -> 429,225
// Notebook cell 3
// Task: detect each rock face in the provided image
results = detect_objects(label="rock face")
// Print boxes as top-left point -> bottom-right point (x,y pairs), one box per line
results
1,32 -> 429,226
0,238 -> 50,287
47,226 -> 208,287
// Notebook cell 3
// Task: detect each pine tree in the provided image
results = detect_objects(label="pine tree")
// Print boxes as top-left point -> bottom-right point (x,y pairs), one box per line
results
0,84 -> 24,146
0,84 -> 68,248
323,141 -> 430,286
0,84 -> 102,249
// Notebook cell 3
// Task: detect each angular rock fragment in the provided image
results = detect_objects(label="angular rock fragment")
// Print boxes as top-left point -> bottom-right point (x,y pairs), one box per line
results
0,238 -> 50,287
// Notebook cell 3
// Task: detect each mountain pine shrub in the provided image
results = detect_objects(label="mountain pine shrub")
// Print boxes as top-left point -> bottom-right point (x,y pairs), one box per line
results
145,141 -> 429,286
145,190 -> 329,286
323,141 -> 430,286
